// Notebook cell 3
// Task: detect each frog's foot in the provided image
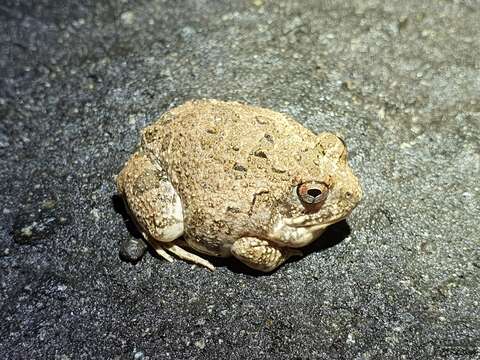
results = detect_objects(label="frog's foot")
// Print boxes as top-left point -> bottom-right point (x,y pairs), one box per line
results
231,237 -> 302,272
150,241 -> 215,271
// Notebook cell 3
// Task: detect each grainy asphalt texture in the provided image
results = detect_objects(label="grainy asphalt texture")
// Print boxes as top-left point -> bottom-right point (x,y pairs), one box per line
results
1,1 -> 479,359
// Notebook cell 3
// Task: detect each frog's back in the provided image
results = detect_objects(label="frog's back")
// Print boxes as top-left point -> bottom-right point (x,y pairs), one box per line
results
143,99 -> 316,157
140,99 -> 319,245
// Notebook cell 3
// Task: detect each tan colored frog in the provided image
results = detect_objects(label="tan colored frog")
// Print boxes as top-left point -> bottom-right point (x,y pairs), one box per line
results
117,99 -> 362,272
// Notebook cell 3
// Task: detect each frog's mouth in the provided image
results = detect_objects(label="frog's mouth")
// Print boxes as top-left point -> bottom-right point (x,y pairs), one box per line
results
268,212 -> 349,248
284,212 -> 349,228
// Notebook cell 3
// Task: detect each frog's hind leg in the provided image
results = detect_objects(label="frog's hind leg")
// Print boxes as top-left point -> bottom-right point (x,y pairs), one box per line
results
117,152 -> 214,270
117,151 -> 183,255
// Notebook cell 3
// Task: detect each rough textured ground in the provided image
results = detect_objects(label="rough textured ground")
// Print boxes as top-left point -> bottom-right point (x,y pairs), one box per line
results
1,0 -> 479,359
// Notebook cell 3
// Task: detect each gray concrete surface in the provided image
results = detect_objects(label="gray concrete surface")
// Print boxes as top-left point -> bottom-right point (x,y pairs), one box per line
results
1,0 -> 479,358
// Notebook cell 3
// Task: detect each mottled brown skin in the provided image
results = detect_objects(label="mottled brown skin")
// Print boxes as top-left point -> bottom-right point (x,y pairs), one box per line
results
117,99 -> 362,271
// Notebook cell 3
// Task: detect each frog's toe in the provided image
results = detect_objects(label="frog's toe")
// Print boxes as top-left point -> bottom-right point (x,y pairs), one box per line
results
150,240 -> 175,262
164,243 -> 215,271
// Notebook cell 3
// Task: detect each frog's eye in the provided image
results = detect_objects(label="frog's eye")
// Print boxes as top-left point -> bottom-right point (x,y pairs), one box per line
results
297,182 -> 329,206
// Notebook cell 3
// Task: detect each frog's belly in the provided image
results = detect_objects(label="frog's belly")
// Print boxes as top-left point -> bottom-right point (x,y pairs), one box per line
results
184,235 -> 233,257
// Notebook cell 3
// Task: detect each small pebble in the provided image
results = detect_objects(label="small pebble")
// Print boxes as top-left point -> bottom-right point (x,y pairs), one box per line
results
120,238 -> 148,263
194,339 -> 205,349
134,350 -> 144,360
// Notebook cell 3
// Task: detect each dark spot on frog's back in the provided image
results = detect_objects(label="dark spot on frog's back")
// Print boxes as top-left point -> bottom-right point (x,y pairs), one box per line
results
142,125 -> 165,145
253,149 -> 268,159
230,111 -> 241,122
255,116 -> 269,125
271,166 -> 287,174
264,133 -> 274,143
226,206 -> 240,214
233,162 -> 247,172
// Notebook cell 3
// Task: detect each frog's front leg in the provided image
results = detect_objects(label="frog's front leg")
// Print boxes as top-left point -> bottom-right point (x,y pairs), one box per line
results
230,237 -> 302,272
268,218 -> 328,248
117,151 -> 214,270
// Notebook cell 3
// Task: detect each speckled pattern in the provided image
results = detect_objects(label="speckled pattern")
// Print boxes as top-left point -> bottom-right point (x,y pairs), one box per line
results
0,0 -> 479,359
117,99 -> 361,271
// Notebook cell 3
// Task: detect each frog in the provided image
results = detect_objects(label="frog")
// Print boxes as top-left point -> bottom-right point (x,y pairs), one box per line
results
116,99 -> 362,272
